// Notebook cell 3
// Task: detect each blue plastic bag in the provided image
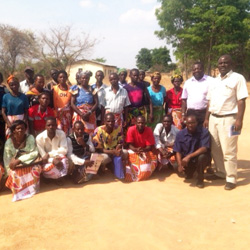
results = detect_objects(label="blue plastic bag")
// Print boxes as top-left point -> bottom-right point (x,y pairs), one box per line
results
113,156 -> 124,179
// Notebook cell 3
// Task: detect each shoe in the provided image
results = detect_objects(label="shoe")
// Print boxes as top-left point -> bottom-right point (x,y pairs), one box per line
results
196,180 -> 204,188
224,182 -> 236,190
206,167 -> 214,174
55,178 -> 64,186
185,174 -> 193,180
205,174 -> 225,180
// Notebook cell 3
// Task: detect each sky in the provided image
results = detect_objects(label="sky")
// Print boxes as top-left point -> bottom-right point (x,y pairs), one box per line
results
0,0 -> 172,69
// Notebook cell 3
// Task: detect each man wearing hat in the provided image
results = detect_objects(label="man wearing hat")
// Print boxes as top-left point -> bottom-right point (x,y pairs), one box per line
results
19,66 -> 35,94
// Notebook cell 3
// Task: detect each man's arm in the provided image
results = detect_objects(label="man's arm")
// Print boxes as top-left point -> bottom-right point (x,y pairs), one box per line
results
235,98 -> 246,131
203,101 -> 211,128
181,99 -> 187,121
182,147 -> 207,166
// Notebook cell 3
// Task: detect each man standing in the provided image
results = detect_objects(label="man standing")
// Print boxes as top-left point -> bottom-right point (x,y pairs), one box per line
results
174,115 -> 211,188
102,73 -> 131,127
182,62 -> 214,125
91,70 -> 107,126
204,55 -> 248,190
19,66 -> 35,94
46,69 -> 58,90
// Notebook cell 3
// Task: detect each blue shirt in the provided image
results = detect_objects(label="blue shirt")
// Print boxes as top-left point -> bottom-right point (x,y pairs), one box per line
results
71,85 -> 93,106
147,85 -> 166,106
173,126 -> 210,157
2,93 -> 29,115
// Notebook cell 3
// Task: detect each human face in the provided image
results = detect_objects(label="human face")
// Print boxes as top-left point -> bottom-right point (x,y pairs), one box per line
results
74,123 -> 85,138
9,80 -> 19,93
95,71 -> 104,83
25,70 -> 34,80
105,115 -> 115,131
109,74 -> 119,87
152,76 -> 161,87
218,56 -> 232,77
57,73 -> 67,85
136,117 -> 145,133
46,120 -> 57,135
34,76 -> 45,91
119,71 -> 127,83
186,116 -> 198,134
130,70 -> 139,84
192,64 -> 204,81
163,116 -> 172,130
39,94 -> 50,107
13,124 -> 26,138
80,74 -> 90,87
172,78 -> 182,88
139,71 -> 145,81
51,70 -> 58,81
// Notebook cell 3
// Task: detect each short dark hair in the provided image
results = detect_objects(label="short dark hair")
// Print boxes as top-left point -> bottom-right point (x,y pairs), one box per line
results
56,70 -> 68,80
163,114 -> 173,122
34,74 -> 44,81
193,61 -> 204,69
45,116 -> 57,124
10,120 -> 27,133
73,120 -> 84,128
38,91 -> 50,99
130,68 -> 139,76
104,112 -> 115,120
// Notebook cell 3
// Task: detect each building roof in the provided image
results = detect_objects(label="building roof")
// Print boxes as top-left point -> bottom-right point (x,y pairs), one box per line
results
73,59 -> 117,68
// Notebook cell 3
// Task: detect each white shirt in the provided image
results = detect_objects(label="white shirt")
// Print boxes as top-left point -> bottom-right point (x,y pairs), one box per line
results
67,134 -> 95,165
182,75 -> 215,110
103,86 -> 131,114
154,124 -> 179,149
207,70 -> 248,115
36,129 -> 68,163
19,80 -> 31,94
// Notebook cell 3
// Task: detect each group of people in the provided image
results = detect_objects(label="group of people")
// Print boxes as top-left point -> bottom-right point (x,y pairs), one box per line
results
0,54 -> 248,202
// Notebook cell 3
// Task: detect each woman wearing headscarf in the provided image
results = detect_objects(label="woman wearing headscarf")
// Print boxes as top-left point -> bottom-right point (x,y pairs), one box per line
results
165,74 -> 183,129
147,72 -> 166,129
1,76 -> 29,138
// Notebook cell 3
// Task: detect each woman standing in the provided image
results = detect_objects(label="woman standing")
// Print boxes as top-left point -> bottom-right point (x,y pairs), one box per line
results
70,71 -> 98,134
4,120 -> 42,201
123,68 -> 153,128
53,70 -> 72,135
147,72 -> 166,129
165,74 -> 183,129
2,76 -> 29,138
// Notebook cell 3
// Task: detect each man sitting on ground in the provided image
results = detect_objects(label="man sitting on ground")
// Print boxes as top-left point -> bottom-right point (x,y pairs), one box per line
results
174,115 -> 211,188
92,113 -> 127,177
36,117 -> 69,185
67,121 -> 95,184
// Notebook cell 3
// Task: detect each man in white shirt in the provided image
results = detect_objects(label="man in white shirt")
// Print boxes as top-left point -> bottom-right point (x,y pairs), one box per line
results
19,66 -> 35,94
36,117 -> 69,185
204,55 -> 248,190
101,73 -> 131,127
182,62 -> 215,125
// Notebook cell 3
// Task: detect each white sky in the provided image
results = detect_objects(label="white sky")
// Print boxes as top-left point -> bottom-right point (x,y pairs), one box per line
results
0,0 -> 173,69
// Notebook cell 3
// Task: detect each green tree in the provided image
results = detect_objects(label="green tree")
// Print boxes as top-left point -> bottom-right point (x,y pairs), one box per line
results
93,57 -> 106,63
151,46 -> 172,72
135,48 -> 152,71
155,0 -> 250,76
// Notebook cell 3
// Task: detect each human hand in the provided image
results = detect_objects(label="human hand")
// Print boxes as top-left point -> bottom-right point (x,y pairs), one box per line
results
178,165 -> 185,173
181,155 -> 191,167
42,153 -> 49,164
234,119 -> 243,132
9,158 -> 21,170
203,119 -> 209,129
85,160 -> 94,168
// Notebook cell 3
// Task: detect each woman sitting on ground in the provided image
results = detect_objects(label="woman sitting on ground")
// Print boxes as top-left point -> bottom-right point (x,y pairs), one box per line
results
153,114 -> 179,170
3,120 -> 42,201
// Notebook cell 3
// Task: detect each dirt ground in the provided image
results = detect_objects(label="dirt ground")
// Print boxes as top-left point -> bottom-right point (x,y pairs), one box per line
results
0,96 -> 250,250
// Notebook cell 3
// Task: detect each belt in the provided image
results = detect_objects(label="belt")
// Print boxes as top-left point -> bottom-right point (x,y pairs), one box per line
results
187,109 -> 206,113
211,113 -> 236,118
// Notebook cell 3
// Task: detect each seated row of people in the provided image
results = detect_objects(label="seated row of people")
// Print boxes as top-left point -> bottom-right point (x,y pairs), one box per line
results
0,112 -> 211,202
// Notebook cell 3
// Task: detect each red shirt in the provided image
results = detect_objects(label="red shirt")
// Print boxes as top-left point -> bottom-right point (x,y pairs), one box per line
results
165,87 -> 183,109
126,125 -> 155,148
28,104 -> 55,132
